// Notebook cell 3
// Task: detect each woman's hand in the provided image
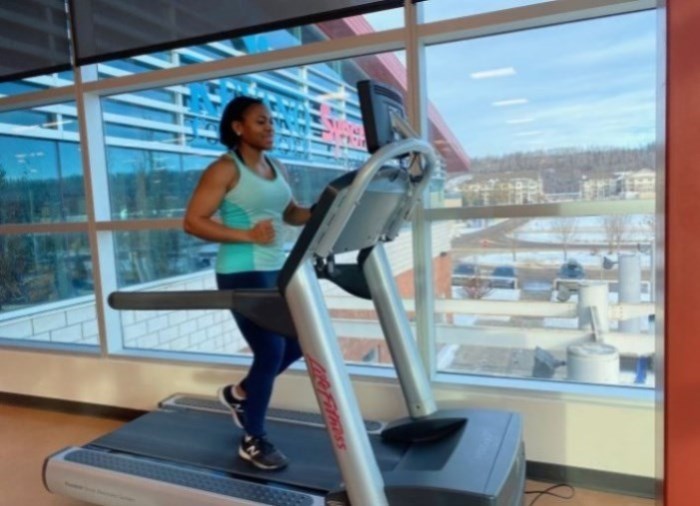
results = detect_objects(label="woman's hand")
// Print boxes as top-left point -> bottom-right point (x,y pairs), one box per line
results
249,219 -> 275,244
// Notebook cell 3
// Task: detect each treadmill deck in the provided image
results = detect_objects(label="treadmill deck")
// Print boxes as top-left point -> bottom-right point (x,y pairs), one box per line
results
89,405 -> 409,492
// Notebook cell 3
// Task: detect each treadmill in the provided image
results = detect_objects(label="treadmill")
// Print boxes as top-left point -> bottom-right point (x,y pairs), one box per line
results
43,80 -> 526,506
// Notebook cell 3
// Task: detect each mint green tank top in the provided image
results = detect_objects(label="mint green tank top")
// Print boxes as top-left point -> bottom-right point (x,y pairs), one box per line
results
215,152 -> 292,274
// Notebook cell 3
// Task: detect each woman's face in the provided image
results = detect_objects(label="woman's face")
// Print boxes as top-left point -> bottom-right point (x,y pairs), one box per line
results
233,104 -> 274,150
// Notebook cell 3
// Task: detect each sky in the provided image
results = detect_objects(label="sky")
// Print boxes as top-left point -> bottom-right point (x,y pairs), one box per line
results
366,3 -> 658,159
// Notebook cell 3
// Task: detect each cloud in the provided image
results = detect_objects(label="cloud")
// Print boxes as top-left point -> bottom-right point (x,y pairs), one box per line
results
423,10 -> 657,157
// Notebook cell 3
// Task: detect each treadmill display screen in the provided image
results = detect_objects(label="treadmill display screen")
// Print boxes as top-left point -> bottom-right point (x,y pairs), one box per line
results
357,80 -> 406,153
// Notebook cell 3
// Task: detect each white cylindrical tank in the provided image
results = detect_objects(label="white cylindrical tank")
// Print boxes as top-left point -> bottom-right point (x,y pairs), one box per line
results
577,282 -> 609,332
567,342 -> 619,383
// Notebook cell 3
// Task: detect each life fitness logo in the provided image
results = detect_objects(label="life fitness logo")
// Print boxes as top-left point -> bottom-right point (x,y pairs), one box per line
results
320,103 -> 366,156
306,354 -> 347,451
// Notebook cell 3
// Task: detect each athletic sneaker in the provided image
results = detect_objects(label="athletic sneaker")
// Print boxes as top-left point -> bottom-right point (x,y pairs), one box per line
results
239,435 -> 289,470
217,384 -> 246,429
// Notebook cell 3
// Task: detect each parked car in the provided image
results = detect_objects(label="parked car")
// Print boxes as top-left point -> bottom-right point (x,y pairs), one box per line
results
558,259 -> 586,279
452,262 -> 480,286
490,265 -> 517,289
454,262 -> 478,276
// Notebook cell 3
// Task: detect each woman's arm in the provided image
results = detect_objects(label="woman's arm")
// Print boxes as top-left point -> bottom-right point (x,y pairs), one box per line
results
273,158 -> 312,226
184,159 -> 274,244
283,201 -> 312,226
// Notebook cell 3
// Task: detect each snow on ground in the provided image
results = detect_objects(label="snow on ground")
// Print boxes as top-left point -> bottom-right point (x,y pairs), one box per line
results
510,214 -> 654,245
453,214 -> 655,270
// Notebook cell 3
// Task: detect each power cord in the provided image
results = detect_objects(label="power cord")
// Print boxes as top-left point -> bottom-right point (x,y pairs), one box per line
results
525,483 -> 575,505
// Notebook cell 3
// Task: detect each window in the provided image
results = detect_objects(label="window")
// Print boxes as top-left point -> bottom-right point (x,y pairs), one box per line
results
426,11 -> 658,387
0,101 -> 96,343
0,231 -> 97,346
102,50 -> 408,219
0,4 -> 661,392
104,51 -> 407,363
95,10 -> 404,80
0,105 -> 84,224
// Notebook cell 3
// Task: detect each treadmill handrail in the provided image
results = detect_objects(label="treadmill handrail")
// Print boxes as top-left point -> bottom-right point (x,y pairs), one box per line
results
108,289 -> 297,339
108,290 -> 269,310
314,137 -> 436,259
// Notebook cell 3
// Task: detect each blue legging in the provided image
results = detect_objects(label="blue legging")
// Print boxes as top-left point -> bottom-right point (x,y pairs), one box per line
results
217,270 -> 303,437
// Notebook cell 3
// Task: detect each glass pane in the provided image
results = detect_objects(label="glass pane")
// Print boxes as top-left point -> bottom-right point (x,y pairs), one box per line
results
0,71 -> 75,97
103,50 -> 407,220
426,11 -> 657,206
0,104 -> 85,224
0,232 -> 98,346
422,0 -> 556,23
108,51 -> 411,364
107,148 -> 204,220
117,271 -> 244,355
435,213 -> 656,387
113,229 -> 215,288
96,10 -> 403,79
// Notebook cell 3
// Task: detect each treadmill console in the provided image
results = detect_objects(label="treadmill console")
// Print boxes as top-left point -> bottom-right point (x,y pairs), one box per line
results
357,80 -> 407,153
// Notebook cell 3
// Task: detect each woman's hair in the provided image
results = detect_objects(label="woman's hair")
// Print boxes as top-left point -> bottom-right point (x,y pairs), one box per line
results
219,95 -> 265,149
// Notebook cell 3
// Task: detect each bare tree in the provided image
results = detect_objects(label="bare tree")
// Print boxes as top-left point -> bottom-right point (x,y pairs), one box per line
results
603,215 -> 633,254
461,275 -> 493,300
508,218 -> 528,261
551,217 -> 579,260
642,215 -> 655,243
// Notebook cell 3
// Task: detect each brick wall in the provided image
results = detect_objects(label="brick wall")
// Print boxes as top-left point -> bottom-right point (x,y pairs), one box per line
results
0,298 -> 98,345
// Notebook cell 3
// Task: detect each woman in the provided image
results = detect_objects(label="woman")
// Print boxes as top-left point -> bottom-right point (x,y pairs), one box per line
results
184,96 -> 311,470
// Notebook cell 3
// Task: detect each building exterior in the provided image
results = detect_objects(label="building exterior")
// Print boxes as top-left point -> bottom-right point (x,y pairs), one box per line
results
618,169 -> 656,199
581,169 -> 656,200
460,175 -> 544,206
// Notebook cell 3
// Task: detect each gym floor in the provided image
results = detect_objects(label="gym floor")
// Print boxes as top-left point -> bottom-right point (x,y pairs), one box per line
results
0,402 -> 656,506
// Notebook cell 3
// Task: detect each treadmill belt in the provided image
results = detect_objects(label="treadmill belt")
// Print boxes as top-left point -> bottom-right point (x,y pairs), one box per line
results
90,408 -> 408,492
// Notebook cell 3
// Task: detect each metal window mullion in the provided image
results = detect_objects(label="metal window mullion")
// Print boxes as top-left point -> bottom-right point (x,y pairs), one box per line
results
172,52 -> 187,147
0,223 -> 88,235
74,65 -> 123,357
0,85 -> 75,113
94,219 -> 183,232
425,199 -> 656,221
404,0 -> 436,379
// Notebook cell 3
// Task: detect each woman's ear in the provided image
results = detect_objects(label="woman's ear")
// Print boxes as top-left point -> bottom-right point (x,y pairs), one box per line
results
232,120 -> 242,136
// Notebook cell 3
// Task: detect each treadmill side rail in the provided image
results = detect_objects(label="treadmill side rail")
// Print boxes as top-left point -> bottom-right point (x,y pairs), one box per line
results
45,447 -> 325,506
285,262 -> 389,506
363,244 -> 437,418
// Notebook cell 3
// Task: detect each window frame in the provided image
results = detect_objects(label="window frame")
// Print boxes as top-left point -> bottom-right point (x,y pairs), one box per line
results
0,0 -> 659,401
